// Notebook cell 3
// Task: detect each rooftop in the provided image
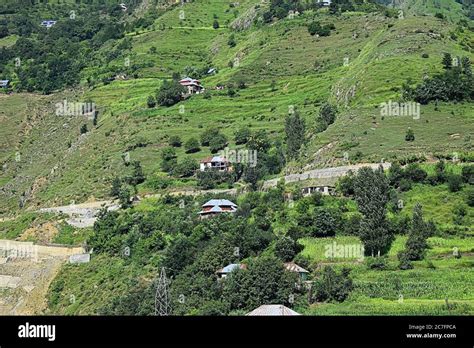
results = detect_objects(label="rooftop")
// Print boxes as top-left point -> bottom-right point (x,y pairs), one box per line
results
246,305 -> 301,316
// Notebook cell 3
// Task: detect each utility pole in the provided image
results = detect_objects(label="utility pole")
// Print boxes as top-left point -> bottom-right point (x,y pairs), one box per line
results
155,267 -> 171,316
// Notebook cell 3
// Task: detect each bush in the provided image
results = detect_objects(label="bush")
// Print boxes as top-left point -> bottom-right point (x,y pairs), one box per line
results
213,20 -> 219,29
274,236 -> 299,262
405,128 -> 415,141
209,133 -> 228,153
175,157 -> 198,177
234,127 -> 251,145
169,135 -> 182,147
147,95 -> 156,108
466,187 -> 474,207
80,124 -> 88,134
397,251 -> 413,270
447,174 -> 463,192
365,256 -> 388,270
184,137 -> 200,153
312,267 -> 353,303
461,165 -> 473,184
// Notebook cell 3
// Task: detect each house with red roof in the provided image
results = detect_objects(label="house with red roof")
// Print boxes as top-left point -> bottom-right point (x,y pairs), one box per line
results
179,77 -> 204,95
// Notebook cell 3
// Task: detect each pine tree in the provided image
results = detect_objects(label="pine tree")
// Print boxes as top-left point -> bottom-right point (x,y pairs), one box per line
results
354,166 -> 393,256
110,177 -> 121,198
285,110 -> 305,159
405,203 -> 429,260
442,52 -> 452,69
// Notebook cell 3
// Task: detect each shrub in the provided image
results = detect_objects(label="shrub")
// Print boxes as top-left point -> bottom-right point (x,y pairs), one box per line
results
184,137 -> 200,153
447,174 -> 463,192
169,135 -> 182,147
312,267 -> 353,303
405,128 -> 415,141
234,127 -> 251,145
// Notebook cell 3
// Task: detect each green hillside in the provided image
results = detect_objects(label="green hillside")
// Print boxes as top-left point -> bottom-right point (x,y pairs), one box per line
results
0,0 -> 472,317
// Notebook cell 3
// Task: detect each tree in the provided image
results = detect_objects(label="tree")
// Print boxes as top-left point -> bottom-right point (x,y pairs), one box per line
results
175,157 -> 198,177
80,124 -> 88,134
147,95 -> 156,108
312,267 -> 353,303
126,161 -> 145,187
313,207 -> 341,237
184,137 -> 200,153
169,135 -> 182,147
161,147 -> 177,173
447,174 -> 463,192
228,34 -> 236,47
461,164 -> 474,184
119,186 -> 132,209
110,177 -> 121,198
247,130 -> 271,153
318,103 -> 336,131
223,256 -> 297,311
209,133 -> 228,153
234,127 -> 251,145
402,203 -> 431,261
200,128 -> 219,146
353,166 -> 393,256
163,236 -> 195,276
285,110 -> 305,159
405,128 -> 415,141
442,52 -> 452,69
156,79 -> 186,107
274,236 -> 299,262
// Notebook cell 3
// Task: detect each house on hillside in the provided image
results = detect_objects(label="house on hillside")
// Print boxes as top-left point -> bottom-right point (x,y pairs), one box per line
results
0,80 -> 10,89
199,156 -> 232,172
284,262 -> 310,281
41,20 -> 57,28
246,304 -> 301,316
317,0 -> 332,6
179,77 -> 204,95
301,185 -> 335,196
216,263 -> 247,279
198,199 -> 238,219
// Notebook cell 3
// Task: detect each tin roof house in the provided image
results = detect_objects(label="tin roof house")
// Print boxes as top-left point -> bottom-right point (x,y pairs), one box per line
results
179,77 -> 204,95
216,263 -> 247,279
41,20 -> 57,28
0,80 -> 10,88
284,262 -> 310,281
199,156 -> 231,172
246,304 -> 301,316
198,199 -> 237,219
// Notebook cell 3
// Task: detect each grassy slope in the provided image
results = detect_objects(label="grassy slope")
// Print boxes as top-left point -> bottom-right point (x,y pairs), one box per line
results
1,3 -> 472,214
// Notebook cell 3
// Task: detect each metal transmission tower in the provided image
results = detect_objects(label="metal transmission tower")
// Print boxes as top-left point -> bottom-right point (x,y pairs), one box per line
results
155,267 -> 171,316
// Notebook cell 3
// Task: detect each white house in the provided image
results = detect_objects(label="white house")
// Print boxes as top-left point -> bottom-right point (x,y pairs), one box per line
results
199,156 -> 231,172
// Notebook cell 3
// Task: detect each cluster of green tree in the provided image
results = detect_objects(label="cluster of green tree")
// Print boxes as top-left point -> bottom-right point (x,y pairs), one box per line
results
387,161 -> 472,192
149,79 -> 187,107
0,0 -> 163,93
159,147 -> 199,179
402,53 -> 473,104
307,21 -> 336,37
109,161 -> 145,207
